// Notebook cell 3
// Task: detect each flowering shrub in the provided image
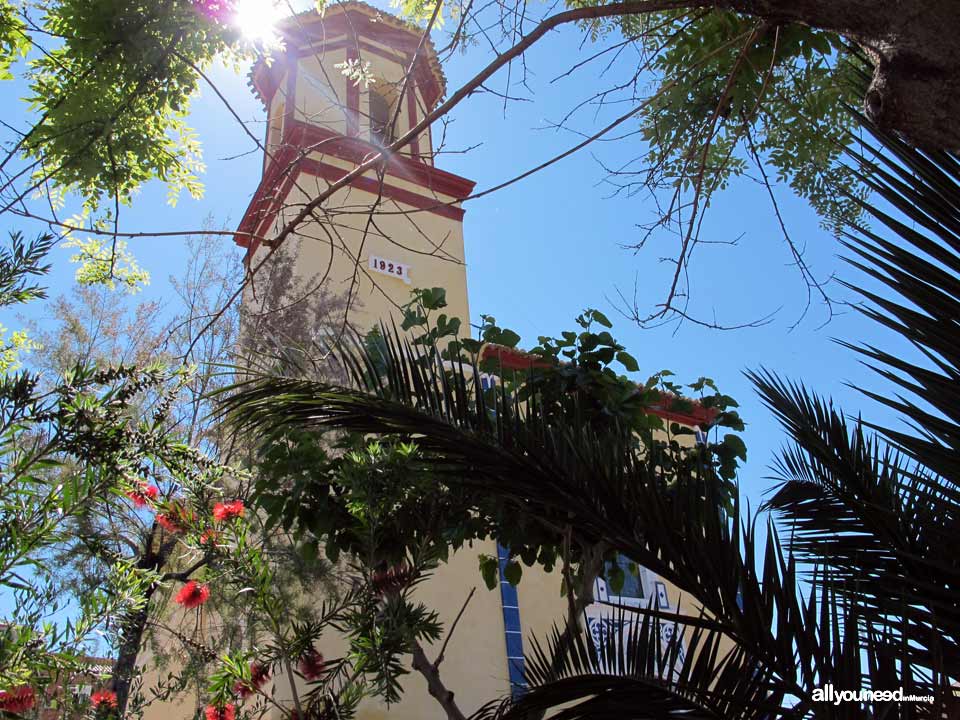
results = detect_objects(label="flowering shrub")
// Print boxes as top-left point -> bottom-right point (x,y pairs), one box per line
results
204,702 -> 236,720
0,685 -> 35,714
126,482 -> 159,508
90,688 -> 118,710
212,500 -> 244,523
174,580 -> 211,609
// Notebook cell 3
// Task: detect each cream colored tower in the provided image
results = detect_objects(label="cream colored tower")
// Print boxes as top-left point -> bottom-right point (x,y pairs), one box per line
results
232,5 -> 532,718
235,1 -> 474,333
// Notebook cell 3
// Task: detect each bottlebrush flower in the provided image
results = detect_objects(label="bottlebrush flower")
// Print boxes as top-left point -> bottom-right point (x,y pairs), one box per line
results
126,482 -> 159,508
234,661 -> 271,699
174,580 -> 210,609
370,563 -> 415,597
0,685 -> 35,713
298,647 -> 326,681
199,528 -> 220,547
90,688 -> 118,709
212,500 -> 244,523
157,503 -> 193,534
204,703 -> 236,720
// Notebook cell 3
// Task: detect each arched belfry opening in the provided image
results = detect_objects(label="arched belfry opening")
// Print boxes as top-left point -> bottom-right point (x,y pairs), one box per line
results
367,84 -> 396,146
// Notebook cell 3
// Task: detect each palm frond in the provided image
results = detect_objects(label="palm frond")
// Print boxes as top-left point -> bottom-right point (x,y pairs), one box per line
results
840,121 -> 960,482
471,604 -> 779,720
220,330 -> 951,713
751,370 -> 960,674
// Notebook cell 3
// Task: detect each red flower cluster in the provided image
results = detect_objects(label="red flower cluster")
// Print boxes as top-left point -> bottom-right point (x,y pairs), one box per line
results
175,580 -> 211,609
204,703 -> 236,720
0,685 -> 35,714
297,647 -> 326,681
157,503 -> 193,534
370,563 -> 415,597
126,482 -> 159,508
199,528 -> 220,547
90,688 -> 118,709
212,500 -> 244,523
234,661 -> 271,699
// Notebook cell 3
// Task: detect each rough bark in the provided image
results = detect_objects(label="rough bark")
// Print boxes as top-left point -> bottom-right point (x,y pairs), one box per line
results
410,641 -> 467,720
718,0 -> 960,149
111,582 -> 157,716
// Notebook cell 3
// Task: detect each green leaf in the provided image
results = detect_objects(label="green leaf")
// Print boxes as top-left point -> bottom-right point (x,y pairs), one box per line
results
616,351 -> 639,373
479,555 -> 498,590
503,560 -> 522,586
721,433 -> 747,461
590,310 -> 613,328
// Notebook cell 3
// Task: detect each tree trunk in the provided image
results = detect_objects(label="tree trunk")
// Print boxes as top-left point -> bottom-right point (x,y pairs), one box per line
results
715,0 -> 960,149
410,642 -> 467,720
111,583 -> 156,717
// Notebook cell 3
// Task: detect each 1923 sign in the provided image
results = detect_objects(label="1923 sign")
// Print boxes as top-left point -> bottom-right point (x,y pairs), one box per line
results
368,255 -> 411,284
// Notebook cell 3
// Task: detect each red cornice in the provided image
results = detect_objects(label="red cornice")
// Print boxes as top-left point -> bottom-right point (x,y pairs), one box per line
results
299,157 -> 466,220
233,126 -> 474,255
285,120 -> 474,198
478,343 -> 718,428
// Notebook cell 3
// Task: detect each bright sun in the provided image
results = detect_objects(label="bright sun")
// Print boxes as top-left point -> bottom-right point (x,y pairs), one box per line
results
232,0 -> 283,46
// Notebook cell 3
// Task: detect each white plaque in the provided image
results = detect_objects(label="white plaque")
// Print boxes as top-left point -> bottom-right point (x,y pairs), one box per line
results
368,255 -> 411,284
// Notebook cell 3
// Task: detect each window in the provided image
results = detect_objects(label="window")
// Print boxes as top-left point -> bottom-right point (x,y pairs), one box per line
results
595,553 -> 645,606
369,89 -> 394,145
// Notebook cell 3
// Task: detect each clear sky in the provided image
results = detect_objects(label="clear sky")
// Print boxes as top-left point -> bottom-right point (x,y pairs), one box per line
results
0,0 -> 915,513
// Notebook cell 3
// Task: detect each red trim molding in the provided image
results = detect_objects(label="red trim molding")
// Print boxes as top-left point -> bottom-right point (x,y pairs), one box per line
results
478,344 -> 718,427
285,120 -> 473,198
300,157 -> 466,220
234,124 -> 475,254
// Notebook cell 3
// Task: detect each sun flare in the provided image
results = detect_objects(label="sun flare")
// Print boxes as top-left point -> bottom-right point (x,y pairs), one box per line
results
232,0 -> 284,46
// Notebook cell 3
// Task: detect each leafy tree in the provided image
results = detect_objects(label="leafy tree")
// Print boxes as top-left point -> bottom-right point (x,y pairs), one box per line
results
220,117 -> 960,717
0,231 -> 229,715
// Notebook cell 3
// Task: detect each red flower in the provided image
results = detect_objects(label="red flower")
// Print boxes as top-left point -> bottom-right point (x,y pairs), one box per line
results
175,580 -> 210,609
199,528 -> 220,547
0,685 -> 35,714
234,661 -> 271,699
212,500 -> 244,523
126,482 -> 159,508
90,688 -> 118,709
370,563 -> 415,597
205,703 -> 236,720
297,647 -> 326,681
157,503 -> 194,534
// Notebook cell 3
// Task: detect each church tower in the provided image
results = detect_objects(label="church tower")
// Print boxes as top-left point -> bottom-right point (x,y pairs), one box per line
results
235,1 -> 475,331
231,6 -> 534,718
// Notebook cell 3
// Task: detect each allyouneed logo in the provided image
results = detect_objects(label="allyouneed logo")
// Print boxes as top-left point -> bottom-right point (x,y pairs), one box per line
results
812,685 -> 934,705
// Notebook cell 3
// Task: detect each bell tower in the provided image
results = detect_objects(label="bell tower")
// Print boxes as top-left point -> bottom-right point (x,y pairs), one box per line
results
235,1 -> 475,331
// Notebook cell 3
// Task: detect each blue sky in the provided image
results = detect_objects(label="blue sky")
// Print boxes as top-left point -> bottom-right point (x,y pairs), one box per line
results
0,0 -> 915,513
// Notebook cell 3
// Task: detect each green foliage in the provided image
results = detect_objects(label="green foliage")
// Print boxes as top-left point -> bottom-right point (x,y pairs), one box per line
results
575,7 -> 866,233
19,0 -> 249,210
226,285 -> 749,641
0,0 -> 29,81
63,235 -> 150,292
0,232 -> 54,306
